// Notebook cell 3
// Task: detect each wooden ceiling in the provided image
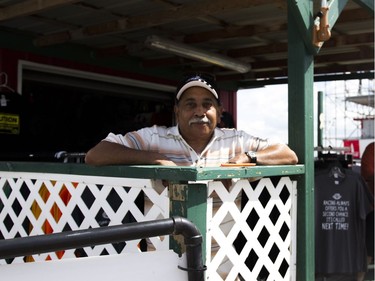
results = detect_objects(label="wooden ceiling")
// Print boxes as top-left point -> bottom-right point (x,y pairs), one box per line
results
0,0 -> 373,88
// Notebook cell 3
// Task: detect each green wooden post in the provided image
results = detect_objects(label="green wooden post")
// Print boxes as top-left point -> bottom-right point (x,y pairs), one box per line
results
287,1 -> 315,280
169,182 -> 208,262
317,91 -> 324,148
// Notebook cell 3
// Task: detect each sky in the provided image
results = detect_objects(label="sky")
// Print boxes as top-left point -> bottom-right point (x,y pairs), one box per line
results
236,79 -> 374,147
237,84 -> 289,144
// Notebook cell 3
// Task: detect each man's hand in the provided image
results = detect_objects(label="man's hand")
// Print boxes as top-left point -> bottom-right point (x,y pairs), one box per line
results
226,144 -> 298,166
155,159 -> 178,166
227,153 -> 249,164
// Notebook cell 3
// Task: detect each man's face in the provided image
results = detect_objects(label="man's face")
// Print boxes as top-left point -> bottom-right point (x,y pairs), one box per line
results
175,86 -> 221,141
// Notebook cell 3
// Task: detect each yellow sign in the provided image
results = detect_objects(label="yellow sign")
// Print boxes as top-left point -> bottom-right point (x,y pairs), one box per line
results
0,113 -> 20,134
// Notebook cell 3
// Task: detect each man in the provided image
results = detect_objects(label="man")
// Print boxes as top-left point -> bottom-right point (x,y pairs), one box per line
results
85,74 -> 298,166
85,73 -> 298,279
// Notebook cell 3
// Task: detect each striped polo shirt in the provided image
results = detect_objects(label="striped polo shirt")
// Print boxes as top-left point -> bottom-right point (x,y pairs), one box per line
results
104,125 -> 269,167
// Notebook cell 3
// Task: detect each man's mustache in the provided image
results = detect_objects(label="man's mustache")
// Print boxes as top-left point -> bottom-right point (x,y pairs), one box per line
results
189,116 -> 211,126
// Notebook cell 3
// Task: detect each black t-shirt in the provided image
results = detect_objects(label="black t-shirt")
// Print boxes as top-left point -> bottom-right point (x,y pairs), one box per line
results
315,167 -> 373,274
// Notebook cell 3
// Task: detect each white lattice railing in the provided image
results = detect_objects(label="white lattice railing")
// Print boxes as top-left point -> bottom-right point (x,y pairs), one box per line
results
0,172 -> 169,263
0,166 -> 299,281
206,178 -> 297,281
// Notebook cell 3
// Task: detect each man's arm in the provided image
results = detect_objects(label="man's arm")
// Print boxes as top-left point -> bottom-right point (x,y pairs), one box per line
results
228,143 -> 298,165
85,140 -> 177,166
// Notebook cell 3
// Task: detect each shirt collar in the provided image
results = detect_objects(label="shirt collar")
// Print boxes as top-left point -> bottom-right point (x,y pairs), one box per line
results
167,125 -> 224,140
167,125 -> 180,137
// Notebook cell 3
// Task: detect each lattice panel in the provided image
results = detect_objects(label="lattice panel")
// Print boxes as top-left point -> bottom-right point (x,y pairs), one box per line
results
206,177 -> 296,281
0,171 -> 297,281
0,172 -> 169,264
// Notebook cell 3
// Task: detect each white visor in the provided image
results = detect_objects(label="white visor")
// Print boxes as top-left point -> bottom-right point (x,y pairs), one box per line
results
176,79 -> 218,100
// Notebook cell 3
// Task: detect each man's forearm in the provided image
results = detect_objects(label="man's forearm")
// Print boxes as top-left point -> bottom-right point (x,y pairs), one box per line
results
228,143 -> 298,165
256,143 -> 298,165
85,141 -> 171,166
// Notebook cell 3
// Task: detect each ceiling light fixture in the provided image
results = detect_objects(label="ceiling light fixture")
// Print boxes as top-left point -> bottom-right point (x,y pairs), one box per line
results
145,35 -> 251,74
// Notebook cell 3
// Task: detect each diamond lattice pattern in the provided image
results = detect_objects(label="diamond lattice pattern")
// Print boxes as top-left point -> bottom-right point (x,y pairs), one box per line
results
0,173 -> 169,264
207,177 -> 295,281
0,172 -> 296,281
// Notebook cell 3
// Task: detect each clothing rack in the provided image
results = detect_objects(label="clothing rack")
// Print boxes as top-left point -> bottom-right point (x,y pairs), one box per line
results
314,146 -> 353,169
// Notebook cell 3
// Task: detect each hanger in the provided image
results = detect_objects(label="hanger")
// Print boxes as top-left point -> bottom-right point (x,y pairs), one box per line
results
328,161 -> 346,178
0,72 -> 15,93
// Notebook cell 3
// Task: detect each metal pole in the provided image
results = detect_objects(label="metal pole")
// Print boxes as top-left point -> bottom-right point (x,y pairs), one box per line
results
0,217 -> 205,281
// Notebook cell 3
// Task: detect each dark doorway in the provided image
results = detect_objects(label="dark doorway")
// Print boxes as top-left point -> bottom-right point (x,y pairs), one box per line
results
0,77 -> 173,161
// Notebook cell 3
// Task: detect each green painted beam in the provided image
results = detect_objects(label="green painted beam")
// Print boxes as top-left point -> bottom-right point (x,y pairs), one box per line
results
0,161 -> 304,181
317,91 -> 324,147
288,0 -> 351,54
325,0 -> 349,31
169,183 -> 208,261
287,0 -> 316,55
287,0 -> 315,280
237,71 -> 374,88
352,0 -> 374,13
313,0 -> 348,52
